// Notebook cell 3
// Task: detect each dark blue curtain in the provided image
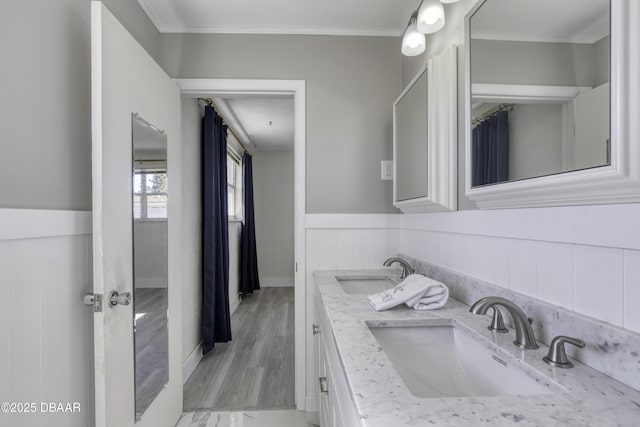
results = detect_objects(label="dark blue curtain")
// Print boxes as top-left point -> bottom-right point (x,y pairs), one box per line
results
472,110 -> 509,186
201,105 -> 232,354
240,152 -> 260,296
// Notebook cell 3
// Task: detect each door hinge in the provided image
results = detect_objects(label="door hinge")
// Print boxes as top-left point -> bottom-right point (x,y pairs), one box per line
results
84,293 -> 103,312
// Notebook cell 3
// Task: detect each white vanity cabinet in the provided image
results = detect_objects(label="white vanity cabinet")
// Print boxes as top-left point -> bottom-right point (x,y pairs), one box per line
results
315,300 -> 360,427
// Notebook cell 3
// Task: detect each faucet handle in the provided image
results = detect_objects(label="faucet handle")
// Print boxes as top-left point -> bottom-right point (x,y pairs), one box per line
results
543,335 -> 585,368
488,307 -> 509,333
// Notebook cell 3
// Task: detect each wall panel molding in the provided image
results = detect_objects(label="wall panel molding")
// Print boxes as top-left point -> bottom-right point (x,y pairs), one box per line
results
398,204 -> 640,250
0,209 -> 92,241
305,214 -> 400,229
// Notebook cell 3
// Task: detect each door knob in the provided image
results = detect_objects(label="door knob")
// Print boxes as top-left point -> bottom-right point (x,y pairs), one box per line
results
108,291 -> 132,308
84,293 -> 103,312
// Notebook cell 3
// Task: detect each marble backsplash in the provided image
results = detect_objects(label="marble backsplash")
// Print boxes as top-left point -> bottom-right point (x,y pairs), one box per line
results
400,253 -> 640,392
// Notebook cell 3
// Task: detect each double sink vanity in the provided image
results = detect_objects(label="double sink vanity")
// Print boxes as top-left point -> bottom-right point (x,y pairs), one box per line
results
314,0 -> 640,425
313,268 -> 640,426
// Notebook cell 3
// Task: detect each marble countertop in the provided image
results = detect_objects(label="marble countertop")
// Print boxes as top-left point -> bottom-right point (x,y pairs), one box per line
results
314,269 -> 640,427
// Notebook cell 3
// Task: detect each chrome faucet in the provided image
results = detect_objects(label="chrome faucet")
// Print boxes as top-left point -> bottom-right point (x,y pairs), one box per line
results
469,297 -> 539,350
383,257 -> 415,279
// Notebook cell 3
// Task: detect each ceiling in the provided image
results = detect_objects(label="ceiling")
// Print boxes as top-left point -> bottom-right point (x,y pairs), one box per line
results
470,0 -> 609,44
214,96 -> 295,152
142,1 -> 419,150
137,0 -> 418,36
149,1 -> 608,149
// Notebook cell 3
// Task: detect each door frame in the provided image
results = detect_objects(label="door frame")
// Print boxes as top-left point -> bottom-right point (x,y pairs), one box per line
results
176,78 -> 307,410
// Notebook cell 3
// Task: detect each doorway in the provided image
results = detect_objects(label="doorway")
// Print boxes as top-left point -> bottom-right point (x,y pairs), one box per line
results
176,79 -> 306,411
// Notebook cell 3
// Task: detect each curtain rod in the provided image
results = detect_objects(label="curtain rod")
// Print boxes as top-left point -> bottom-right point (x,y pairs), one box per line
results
198,97 -> 250,154
472,103 -> 514,127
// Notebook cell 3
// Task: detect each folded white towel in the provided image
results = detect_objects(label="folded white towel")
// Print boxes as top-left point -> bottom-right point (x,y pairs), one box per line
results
405,281 -> 449,311
368,274 -> 437,311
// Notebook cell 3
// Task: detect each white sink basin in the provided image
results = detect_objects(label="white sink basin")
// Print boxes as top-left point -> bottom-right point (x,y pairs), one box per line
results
335,276 -> 397,295
368,322 -> 554,398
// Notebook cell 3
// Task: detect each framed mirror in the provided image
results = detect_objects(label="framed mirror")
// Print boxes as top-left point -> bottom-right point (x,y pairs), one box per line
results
465,0 -> 640,209
393,44 -> 458,213
131,113 -> 169,420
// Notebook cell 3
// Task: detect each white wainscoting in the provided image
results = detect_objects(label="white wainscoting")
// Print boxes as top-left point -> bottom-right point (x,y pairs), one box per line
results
303,208 -> 640,412
0,209 -> 94,427
304,214 -> 400,411
397,205 -> 640,334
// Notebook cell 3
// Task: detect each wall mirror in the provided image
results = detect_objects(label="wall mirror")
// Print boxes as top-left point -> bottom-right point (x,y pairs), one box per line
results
465,0 -> 640,209
131,113 -> 169,420
394,44 -> 457,213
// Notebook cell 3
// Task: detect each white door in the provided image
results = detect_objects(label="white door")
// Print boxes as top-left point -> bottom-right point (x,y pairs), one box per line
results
90,2 -> 183,426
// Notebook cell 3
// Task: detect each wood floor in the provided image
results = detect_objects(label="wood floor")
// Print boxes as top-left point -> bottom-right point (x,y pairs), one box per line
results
184,287 -> 295,411
134,287 -> 169,418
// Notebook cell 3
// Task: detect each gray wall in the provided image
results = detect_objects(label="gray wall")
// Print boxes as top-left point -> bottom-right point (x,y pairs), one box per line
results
180,98 -> 202,362
593,36 -> 610,87
101,0 -> 161,62
470,40 -> 597,87
0,0 -> 159,210
158,34 -> 402,213
507,104 -> 563,181
253,150 -> 295,284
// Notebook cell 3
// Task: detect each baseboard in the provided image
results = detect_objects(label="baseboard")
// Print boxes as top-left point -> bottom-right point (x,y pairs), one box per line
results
135,279 -> 168,288
230,294 -> 240,315
305,411 -> 319,425
260,277 -> 294,287
183,343 -> 203,384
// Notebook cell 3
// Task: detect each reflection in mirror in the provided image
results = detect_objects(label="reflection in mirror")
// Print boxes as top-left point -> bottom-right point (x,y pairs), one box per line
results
132,113 -> 169,421
395,69 -> 428,201
469,0 -> 610,187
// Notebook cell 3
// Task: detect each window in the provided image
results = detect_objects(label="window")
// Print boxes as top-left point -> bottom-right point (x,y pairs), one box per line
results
227,150 -> 243,220
133,168 -> 168,219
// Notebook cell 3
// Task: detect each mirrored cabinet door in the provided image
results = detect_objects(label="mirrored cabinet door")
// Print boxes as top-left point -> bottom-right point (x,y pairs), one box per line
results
393,44 -> 458,213
464,0 -> 640,209
469,0 -> 610,187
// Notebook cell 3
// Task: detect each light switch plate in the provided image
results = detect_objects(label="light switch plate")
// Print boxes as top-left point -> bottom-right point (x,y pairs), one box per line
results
381,161 -> 393,180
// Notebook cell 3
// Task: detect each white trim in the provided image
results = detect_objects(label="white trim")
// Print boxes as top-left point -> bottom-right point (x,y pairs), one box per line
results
182,344 -> 203,385
175,78 -> 307,410
155,26 -> 403,38
305,397 -> 319,415
464,0 -> 640,210
470,32 -> 608,45
133,2 -> 404,38
0,209 -> 92,240
260,277 -> 294,287
305,214 -> 400,229
393,45 -> 458,213
90,5 -> 106,427
178,79 -> 304,97
293,81 -> 306,411
399,203 -> 640,251
229,293 -> 241,316
214,98 -> 255,151
472,84 -> 591,104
